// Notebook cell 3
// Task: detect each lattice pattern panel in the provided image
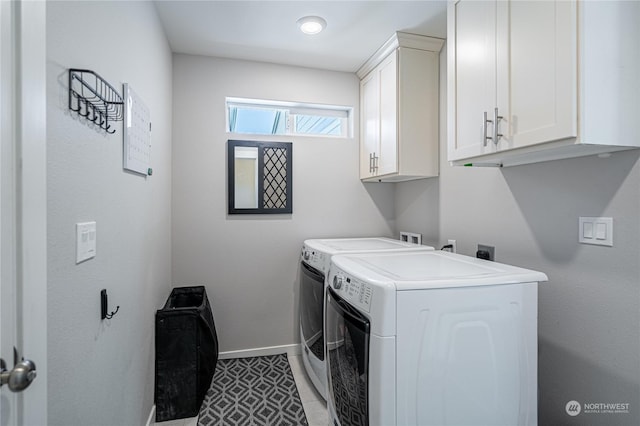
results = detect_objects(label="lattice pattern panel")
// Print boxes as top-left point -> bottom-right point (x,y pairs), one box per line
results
263,147 -> 288,209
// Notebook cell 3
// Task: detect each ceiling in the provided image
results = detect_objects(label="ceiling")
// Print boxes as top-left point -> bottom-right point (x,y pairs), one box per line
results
153,1 -> 447,73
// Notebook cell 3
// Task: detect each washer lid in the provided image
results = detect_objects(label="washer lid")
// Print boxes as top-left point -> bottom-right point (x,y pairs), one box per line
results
331,251 -> 548,290
303,237 -> 433,254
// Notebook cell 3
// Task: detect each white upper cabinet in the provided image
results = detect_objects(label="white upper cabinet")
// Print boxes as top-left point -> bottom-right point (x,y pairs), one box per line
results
358,32 -> 444,182
448,0 -> 640,167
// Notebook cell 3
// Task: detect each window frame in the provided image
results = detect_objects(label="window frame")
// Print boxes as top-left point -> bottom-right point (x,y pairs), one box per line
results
226,97 -> 353,138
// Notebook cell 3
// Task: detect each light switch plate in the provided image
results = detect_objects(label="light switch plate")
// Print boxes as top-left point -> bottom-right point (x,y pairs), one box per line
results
579,217 -> 612,247
76,221 -> 97,263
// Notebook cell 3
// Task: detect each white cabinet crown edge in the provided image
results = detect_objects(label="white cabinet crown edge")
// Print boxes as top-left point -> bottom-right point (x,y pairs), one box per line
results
356,31 -> 444,79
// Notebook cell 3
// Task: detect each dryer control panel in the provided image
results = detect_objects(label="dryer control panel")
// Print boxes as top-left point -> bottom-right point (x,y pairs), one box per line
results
331,272 -> 372,313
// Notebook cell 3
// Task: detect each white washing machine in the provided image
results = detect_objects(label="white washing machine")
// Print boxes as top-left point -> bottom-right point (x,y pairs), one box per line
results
326,250 -> 548,426
299,238 -> 433,400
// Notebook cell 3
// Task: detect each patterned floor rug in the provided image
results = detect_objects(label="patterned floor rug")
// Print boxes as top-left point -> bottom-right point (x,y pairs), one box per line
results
198,354 -> 308,426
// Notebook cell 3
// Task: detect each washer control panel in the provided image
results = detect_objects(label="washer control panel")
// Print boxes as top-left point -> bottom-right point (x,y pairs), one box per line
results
331,272 -> 372,313
301,246 -> 328,272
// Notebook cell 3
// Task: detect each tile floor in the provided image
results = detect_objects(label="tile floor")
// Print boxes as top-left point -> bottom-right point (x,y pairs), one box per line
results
153,353 -> 328,426
288,353 -> 329,426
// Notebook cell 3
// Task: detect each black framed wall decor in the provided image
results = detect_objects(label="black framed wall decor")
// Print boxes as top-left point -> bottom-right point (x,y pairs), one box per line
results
227,140 -> 293,214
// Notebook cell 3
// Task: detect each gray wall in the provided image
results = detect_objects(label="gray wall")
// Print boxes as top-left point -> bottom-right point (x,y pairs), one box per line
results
46,2 -> 172,425
396,45 -> 640,425
172,54 -> 395,353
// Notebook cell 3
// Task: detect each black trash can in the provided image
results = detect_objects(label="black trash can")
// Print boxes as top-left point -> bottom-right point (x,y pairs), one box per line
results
155,286 -> 219,422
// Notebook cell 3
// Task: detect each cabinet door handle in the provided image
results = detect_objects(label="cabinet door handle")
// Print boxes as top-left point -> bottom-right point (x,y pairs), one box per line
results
369,153 -> 374,173
493,107 -> 503,145
374,153 -> 379,172
483,111 -> 493,146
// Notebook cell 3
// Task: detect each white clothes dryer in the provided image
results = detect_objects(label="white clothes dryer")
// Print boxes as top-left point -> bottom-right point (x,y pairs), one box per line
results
326,251 -> 547,426
299,238 -> 433,400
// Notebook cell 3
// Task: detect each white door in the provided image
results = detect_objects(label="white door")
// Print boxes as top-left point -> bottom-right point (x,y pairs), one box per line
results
377,52 -> 398,177
360,70 -> 379,178
0,1 -> 47,425
1,1 -> 19,423
498,0 -> 577,150
447,0 -> 497,162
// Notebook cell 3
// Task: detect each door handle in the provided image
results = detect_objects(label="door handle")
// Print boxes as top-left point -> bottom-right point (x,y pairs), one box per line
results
493,107 -> 503,145
483,111 -> 493,146
0,357 -> 37,392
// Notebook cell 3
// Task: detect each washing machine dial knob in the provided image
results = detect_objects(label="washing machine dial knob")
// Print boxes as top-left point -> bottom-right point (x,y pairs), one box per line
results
303,251 -> 310,261
333,275 -> 343,290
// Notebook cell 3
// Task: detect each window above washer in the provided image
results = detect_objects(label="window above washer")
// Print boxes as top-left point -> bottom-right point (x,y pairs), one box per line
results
226,97 -> 352,138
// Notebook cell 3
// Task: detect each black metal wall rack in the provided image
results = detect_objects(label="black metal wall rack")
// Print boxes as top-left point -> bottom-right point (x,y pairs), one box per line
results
68,68 -> 123,134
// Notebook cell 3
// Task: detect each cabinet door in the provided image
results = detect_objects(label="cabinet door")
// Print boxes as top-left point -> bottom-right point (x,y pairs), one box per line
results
360,71 -> 379,178
378,52 -> 398,176
497,0 -> 577,150
448,0 -> 497,162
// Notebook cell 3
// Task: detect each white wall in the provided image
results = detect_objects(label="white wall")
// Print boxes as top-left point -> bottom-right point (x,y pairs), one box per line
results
172,54 -> 395,353
46,2 -> 172,425
396,45 -> 640,425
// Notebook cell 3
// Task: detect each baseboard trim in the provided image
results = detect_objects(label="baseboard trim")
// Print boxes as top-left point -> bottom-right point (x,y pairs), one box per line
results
219,343 -> 301,360
145,404 -> 156,426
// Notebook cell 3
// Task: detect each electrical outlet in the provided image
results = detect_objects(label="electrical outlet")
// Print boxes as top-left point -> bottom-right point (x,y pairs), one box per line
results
447,239 -> 457,253
400,231 -> 422,245
477,244 -> 495,261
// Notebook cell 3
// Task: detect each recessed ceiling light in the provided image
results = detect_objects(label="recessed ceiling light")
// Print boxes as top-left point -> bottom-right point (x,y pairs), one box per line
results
297,16 -> 327,35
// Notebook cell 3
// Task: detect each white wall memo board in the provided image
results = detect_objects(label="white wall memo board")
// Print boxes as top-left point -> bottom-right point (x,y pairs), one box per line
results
123,83 -> 152,176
